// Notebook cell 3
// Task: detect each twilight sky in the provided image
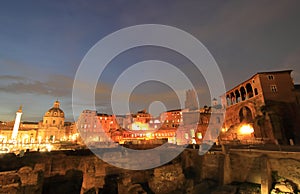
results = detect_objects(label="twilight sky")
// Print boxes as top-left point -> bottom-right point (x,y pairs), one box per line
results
1,1 -> 300,121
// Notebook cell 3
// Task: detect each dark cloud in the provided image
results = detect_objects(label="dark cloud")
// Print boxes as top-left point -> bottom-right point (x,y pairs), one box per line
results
0,75 -> 27,81
0,75 -> 73,97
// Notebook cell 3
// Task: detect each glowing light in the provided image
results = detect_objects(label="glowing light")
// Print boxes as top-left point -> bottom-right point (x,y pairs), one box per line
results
197,132 -> 202,139
221,128 -> 228,132
190,129 -> 195,137
38,136 -> 42,144
154,120 -> 160,123
45,144 -> 52,152
71,133 -> 79,141
131,122 -> 149,130
0,135 -> 6,140
184,133 -> 189,139
191,138 -> 196,144
239,124 -> 254,135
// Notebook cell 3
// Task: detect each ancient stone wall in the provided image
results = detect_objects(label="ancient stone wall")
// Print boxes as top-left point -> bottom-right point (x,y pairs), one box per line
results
0,149 -> 300,193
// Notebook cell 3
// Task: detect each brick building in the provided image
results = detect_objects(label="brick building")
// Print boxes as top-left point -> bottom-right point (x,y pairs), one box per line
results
76,110 -> 119,144
220,70 -> 300,145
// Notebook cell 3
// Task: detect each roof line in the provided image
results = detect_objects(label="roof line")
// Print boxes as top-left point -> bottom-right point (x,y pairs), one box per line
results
224,69 -> 293,95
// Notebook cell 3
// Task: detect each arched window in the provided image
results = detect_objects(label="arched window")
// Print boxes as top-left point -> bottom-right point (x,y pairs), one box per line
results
53,120 -> 56,124
240,87 -> 246,101
254,88 -> 258,95
226,94 -> 231,106
235,90 -> 241,103
230,92 -> 236,104
246,83 -> 254,98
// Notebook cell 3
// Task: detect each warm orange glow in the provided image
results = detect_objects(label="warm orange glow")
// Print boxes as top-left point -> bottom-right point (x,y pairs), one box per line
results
197,132 -> 202,139
239,124 -> 254,135
221,128 -> 228,132
131,122 -> 149,130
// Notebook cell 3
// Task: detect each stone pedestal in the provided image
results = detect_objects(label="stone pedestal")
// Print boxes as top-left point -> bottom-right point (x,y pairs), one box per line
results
222,154 -> 232,185
260,155 -> 272,194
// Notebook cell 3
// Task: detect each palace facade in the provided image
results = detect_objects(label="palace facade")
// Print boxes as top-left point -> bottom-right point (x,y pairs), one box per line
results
220,70 -> 300,145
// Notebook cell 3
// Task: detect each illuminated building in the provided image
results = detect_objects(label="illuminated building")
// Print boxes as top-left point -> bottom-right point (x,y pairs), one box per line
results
160,109 -> 183,129
132,109 -> 151,123
0,107 -> 38,144
121,128 -> 177,144
176,110 -> 224,145
97,113 -> 118,132
0,121 -> 37,144
76,110 -> 118,143
38,100 -> 66,142
124,110 -> 152,130
0,100 -> 74,144
148,117 -> 161,130
0,100 -> 76,153
220,70 -> 300,145
76,110 -> 105,143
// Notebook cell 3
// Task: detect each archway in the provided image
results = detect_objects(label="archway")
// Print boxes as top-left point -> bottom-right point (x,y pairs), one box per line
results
239,106 -> 253,123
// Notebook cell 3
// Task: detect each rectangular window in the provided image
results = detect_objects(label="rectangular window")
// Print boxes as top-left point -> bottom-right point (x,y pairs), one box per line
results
267,75 -> 274,80
270,85 -> 277,92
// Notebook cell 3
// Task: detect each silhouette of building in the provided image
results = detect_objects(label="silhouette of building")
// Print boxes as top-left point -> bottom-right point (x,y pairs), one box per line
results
185,89 -> 198,110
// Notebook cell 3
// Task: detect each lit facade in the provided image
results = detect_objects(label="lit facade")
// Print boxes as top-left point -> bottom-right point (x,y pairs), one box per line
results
0,121 -> 38,144
0,100 -> 75,145
76,110 -> 118,143
160,109 -> 183,129
38,100 -> 66,142
220,70 -> 300,145
176,110 -> 224,145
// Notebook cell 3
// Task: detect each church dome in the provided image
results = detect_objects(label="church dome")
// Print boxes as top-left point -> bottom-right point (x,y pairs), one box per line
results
44,100 -> 64,118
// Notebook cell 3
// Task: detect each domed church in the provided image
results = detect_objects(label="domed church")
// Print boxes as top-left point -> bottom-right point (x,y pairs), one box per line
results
38,100 -> 67,142
42,100 -> 65,128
